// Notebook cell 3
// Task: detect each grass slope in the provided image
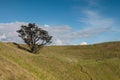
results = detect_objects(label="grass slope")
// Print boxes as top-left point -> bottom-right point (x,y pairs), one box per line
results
0,41 -> 120,80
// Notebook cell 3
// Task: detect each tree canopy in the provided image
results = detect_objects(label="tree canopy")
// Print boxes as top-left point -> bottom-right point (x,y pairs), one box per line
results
17,23 -> 52,53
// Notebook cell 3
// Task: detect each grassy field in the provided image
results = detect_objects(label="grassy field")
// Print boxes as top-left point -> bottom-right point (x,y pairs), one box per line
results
0,41 -> 120,80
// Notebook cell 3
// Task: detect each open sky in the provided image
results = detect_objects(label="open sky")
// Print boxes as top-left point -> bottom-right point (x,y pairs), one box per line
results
0,0 -> 120,45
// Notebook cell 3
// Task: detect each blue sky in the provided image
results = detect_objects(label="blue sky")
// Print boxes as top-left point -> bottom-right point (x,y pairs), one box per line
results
0,0 -> 120,45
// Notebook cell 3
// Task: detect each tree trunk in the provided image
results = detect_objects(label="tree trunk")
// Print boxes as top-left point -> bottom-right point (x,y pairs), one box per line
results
31,46 -> 36,53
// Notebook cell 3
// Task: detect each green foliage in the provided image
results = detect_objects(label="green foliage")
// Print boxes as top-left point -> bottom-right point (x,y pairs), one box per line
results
17,23 -> 52,53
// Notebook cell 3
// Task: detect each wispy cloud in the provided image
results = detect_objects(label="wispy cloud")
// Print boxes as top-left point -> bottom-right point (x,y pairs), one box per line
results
76,9 -> 117,43
80,10 -> 114,28
70,27 -> 111,39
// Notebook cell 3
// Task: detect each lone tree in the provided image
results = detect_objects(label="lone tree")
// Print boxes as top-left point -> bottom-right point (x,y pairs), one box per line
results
17,23 -> 52,53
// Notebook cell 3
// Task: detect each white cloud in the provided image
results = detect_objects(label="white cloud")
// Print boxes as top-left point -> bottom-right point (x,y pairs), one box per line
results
54,39 -> 64,45
80,42 -> 88,45
0,34 -> 6,41
44,24 -> 49,27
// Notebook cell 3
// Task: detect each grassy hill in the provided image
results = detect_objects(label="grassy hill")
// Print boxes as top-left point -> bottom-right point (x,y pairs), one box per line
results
0,41 -> 120,80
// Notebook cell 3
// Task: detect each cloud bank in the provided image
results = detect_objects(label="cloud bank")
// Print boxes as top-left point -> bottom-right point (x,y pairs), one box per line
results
0,10 -> 115,45
0,22 -> 27,42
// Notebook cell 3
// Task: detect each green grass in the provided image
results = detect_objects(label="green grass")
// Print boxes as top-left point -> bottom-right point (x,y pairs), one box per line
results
0,41 -> 120,80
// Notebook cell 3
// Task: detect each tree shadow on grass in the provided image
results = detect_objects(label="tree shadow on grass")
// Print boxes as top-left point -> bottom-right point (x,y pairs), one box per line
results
13,42 -> 31,53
